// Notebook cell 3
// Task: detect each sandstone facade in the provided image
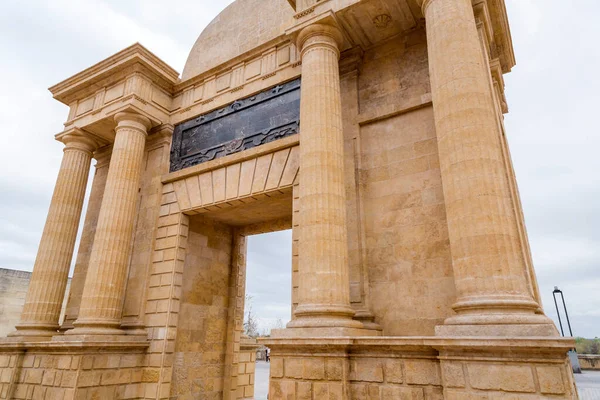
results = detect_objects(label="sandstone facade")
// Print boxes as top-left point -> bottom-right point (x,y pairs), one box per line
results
0,0 -> 578,399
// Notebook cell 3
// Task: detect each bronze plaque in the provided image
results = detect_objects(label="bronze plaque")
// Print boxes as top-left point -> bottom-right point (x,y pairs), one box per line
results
170,79 -> 300,172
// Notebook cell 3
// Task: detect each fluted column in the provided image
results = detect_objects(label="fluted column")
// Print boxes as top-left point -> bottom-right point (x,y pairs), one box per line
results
11,131 -> 96,337
60,147 -> 111,331
287,24 -> 362,331
421,0 -> 554,335
69,112 -> 151,336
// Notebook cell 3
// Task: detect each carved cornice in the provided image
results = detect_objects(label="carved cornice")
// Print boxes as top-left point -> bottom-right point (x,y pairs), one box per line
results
49,43 -> 179,105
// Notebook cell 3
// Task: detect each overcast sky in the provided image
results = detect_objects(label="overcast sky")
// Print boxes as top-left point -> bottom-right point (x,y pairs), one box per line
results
0,0 -> 597,337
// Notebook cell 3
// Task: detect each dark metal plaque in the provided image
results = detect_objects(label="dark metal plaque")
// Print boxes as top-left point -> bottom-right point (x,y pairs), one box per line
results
170,79 -> 301,172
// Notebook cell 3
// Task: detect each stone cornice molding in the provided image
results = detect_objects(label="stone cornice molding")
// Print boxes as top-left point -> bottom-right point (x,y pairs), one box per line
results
49,43 -> 179,105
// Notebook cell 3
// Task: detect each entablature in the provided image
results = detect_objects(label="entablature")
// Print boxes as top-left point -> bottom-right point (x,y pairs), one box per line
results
50,43 -> 179,143
171,37 -> 301,126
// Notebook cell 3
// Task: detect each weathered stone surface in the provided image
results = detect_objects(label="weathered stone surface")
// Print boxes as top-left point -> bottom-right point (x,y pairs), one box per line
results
467,364 -> 535,393
1,0 -> 578,399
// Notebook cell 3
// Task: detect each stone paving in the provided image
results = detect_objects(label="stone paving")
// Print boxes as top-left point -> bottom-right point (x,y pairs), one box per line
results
577,371 -> 600,400
255,361 -> 270,399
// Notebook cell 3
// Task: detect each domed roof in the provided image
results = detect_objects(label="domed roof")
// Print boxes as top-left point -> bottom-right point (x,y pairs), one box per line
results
182,0 -> 294,80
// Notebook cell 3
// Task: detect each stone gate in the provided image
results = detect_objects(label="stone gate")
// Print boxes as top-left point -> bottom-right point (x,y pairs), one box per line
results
0,0 -> 578,399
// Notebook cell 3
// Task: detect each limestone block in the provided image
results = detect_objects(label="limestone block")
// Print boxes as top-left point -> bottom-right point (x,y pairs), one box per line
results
441,362 -> 465,388
285,358 -> 303,379
404,359 -> 441,385
303,358 -> 325,380
271,358 -> 284,378
384,359 -> 403,383
326,359 -> 343,381
380,386 -> 424,400
536,366 -> 565,394
351,359 -> 383,383
467,364 -> 535,393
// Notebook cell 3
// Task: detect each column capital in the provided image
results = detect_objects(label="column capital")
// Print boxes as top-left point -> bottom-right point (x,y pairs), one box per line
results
58,129 -> 99,155
114,112 -> 152,134
296,23 -> 344,56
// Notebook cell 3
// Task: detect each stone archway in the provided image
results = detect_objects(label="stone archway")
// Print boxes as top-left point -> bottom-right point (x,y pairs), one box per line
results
161,137 -> 298,399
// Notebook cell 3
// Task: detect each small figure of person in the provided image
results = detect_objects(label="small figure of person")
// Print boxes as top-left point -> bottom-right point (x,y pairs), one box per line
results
266,347 -> 270,363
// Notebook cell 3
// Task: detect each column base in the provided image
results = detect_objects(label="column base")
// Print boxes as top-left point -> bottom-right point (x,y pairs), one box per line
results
272,326 -> 382,338
120,321 -> 149,337
287,303 -> 365,331
437,295 -> 559,336
8,322 -> 60,339
66,319 -> 130,337
436,312 -> 559,337
52,333 -> 147,343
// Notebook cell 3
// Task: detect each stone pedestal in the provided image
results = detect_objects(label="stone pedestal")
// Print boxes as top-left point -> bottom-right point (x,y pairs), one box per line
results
286,24 -> 363,333
11,131 -> 97,338
69,112 -> 151,337
421,0 -> 555,336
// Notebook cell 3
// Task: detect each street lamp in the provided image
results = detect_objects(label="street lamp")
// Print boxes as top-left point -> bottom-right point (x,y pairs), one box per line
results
553,286 -> 581,374
553,286 -> 573,337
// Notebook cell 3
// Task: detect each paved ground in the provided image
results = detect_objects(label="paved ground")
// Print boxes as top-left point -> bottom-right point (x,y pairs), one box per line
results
255,361 -> 270,399
254,361 -> 599,399
577,371 -> 600,400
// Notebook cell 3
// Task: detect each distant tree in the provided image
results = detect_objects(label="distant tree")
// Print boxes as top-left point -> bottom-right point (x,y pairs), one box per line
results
590,340 -> 599,355
575,337 -> 587,354
243,295 -> 259,338
274,318 -> 284,330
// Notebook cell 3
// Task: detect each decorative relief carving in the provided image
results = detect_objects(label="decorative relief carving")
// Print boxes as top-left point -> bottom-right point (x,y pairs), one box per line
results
373,14 -> 392,29
170,78 -> 301,172
294,7 -> 315,19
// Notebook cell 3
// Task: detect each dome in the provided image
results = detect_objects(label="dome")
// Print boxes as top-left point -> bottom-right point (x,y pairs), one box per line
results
182,0 -> 294,80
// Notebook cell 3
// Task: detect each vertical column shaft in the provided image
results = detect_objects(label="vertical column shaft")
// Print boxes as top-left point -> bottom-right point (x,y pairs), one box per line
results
289,24 -> 361,329
12,132 -> 96,337
70,112 -> 151,335
61,147 -> 111,331
422,0 -> 552,331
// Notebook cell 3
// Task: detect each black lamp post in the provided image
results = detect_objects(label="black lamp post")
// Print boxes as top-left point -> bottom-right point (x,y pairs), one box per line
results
552,286 -> 573,337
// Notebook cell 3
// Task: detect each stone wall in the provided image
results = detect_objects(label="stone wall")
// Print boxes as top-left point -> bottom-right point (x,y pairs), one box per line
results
579,354 -> 600,370
265,338 -> 578,400
0,269 -> 70,338
0,349 -> 150,399
236,345 -> 257,399
351,30 -> 456,336
170,217 -> 232,398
